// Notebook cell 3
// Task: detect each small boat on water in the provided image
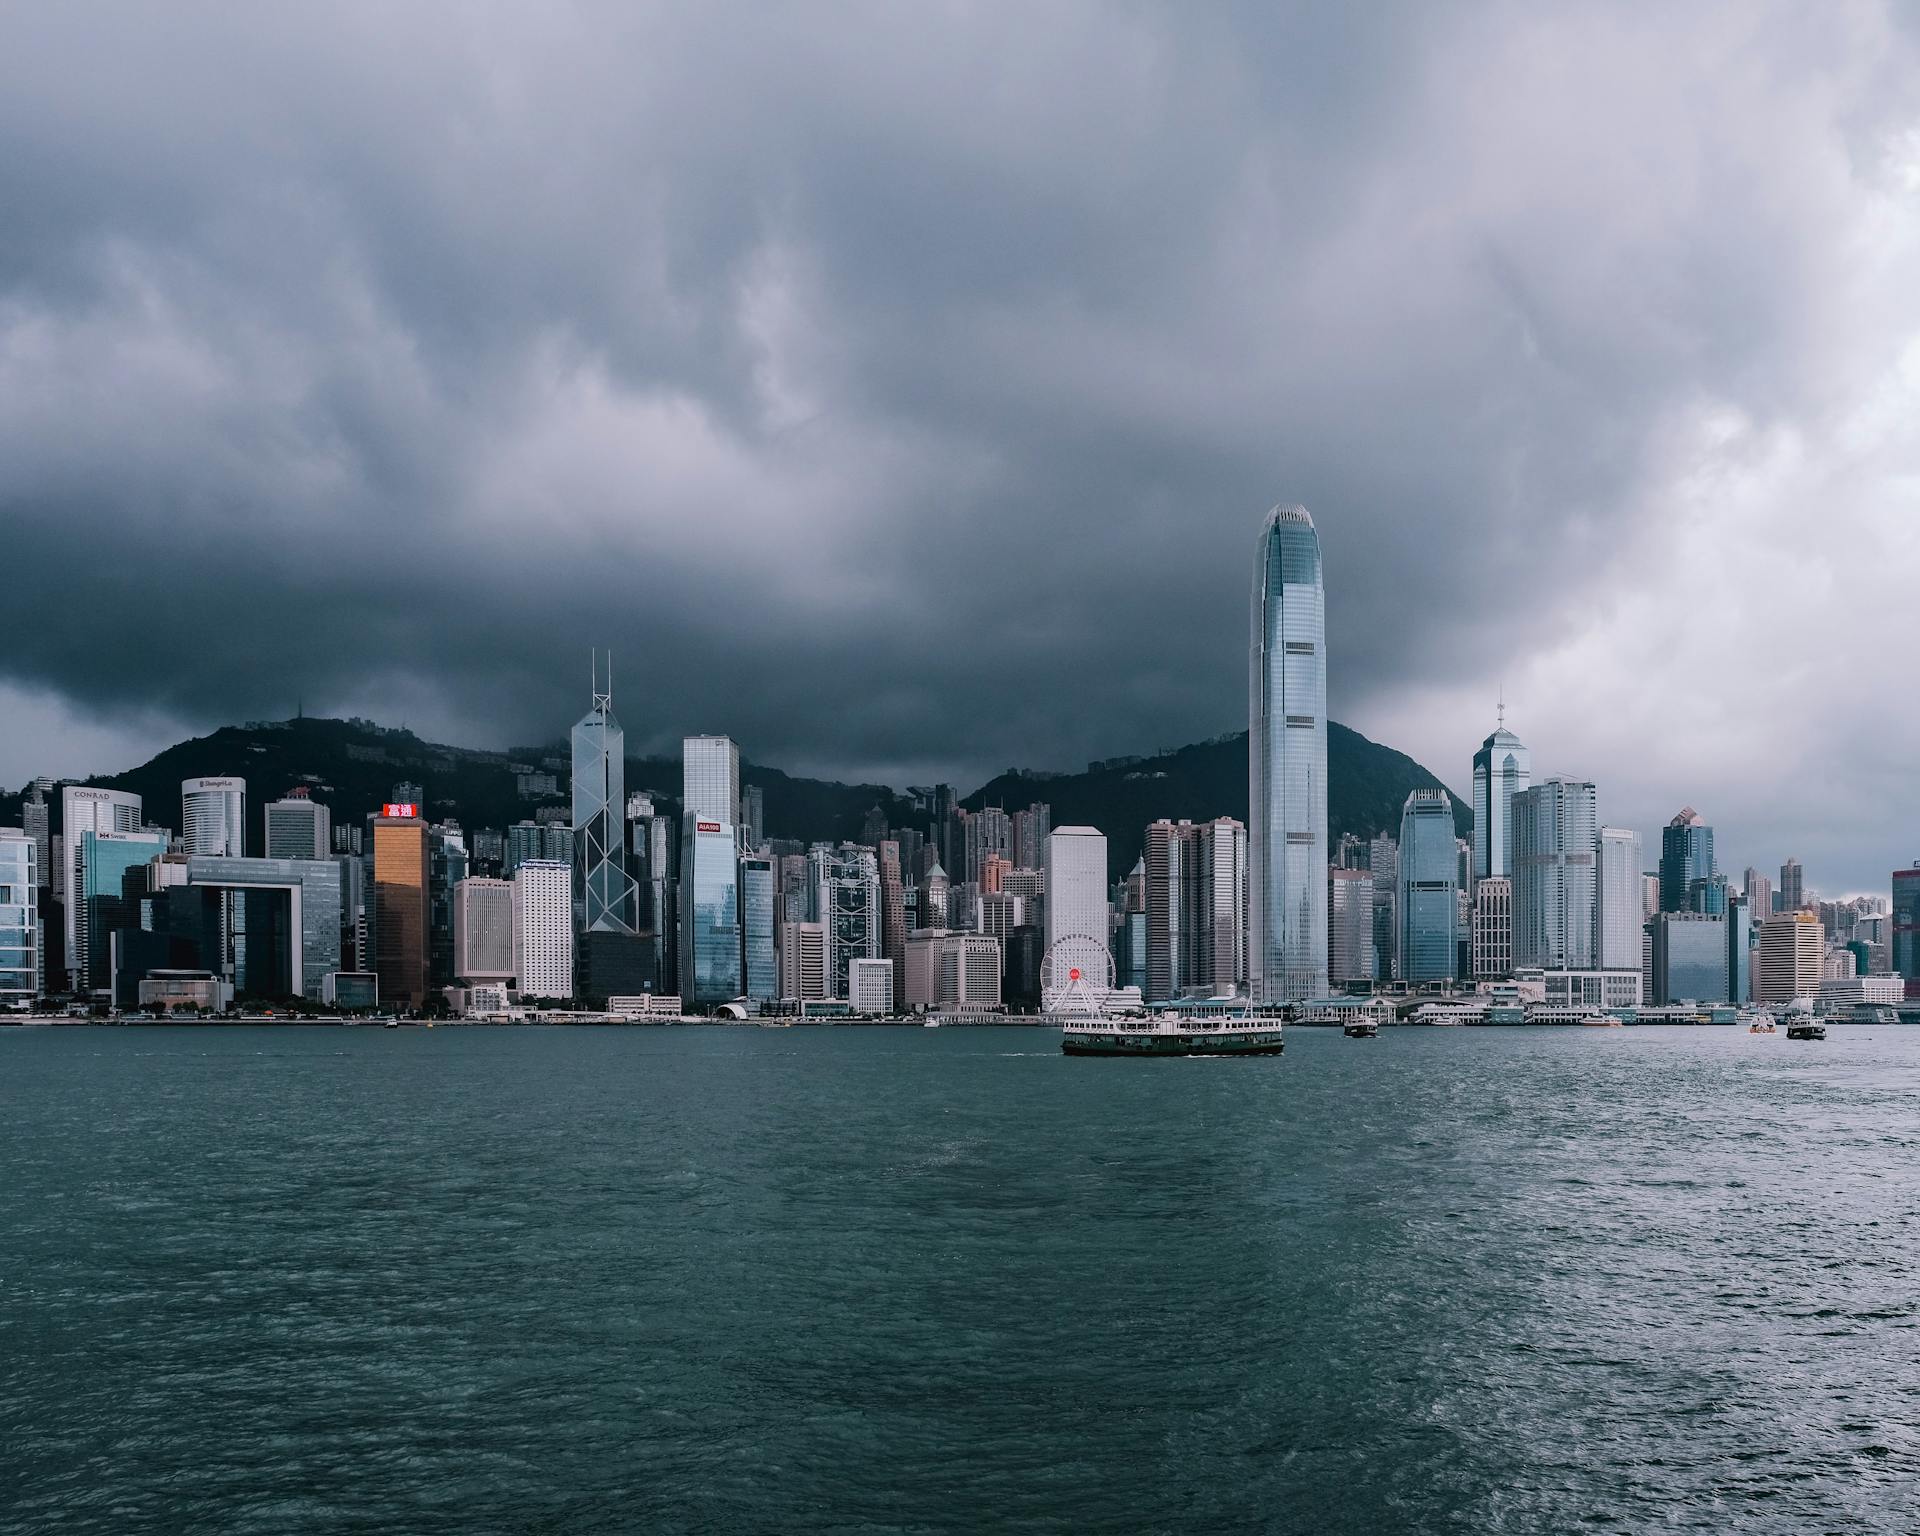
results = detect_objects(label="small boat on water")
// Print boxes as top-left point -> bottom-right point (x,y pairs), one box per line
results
1749,1019 -> 1777,1034
1786,1022 -> 1826,1041
1061,1016 -> 1285,1058
1343,1019 -> 1379,1039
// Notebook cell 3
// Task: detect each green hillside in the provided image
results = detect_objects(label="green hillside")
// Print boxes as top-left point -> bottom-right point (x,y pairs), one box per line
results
6,715 -> 1465,869
965,723 -> 1470,877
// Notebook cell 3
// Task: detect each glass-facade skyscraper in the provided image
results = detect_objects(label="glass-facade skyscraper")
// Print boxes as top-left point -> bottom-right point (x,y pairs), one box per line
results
1471,717 -> 1530,884
1659,809 -> 1714,914
1511,776 -> 1597,970
740,855 -> 776,1002
680,821 -> 741,1005
1249,503 -> 1328,1004
0,828 -> 38,1003
678,735 -> 743,1008
1397,791 -> 1458,984
572,661 -> 638,935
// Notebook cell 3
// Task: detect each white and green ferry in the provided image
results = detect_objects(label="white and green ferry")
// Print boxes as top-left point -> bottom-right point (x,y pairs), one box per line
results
1060,1014 -> 1286,1058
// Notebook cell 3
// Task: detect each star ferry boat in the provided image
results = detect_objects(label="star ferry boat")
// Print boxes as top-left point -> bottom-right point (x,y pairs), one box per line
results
1060,1013 -> 1286,1058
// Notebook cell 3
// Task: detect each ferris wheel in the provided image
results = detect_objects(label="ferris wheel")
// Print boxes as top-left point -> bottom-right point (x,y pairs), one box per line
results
1041,936 -> 1115,1015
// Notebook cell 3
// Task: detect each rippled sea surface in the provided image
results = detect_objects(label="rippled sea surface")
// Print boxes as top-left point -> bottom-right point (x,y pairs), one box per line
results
3,1024 -> 1919,1534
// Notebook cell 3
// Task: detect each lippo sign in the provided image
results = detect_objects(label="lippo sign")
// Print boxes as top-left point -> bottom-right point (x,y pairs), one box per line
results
381,803 -> 419,819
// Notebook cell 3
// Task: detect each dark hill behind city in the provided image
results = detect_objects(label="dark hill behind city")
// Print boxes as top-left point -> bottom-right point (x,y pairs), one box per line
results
5,716 -> 1470,878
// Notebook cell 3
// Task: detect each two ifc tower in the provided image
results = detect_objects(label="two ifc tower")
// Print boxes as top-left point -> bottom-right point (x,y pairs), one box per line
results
564,501 -> 1331,1007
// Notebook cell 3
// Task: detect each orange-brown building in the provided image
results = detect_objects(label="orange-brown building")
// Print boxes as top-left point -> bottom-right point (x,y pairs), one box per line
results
372,807 -> 429,1010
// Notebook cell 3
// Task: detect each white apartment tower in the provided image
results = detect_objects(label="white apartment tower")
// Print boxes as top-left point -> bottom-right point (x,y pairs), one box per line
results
1594,827 -> 1644,970
512,859 -> 574,999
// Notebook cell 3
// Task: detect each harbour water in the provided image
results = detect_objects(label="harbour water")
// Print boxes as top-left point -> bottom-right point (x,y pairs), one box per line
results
3,1024 -> 1917,1533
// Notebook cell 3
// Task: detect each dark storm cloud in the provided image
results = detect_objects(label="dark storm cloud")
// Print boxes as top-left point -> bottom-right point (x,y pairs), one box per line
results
4,3 -> 1920,886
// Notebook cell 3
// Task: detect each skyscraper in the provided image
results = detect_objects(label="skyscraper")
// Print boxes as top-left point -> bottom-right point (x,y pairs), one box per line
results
1652,912 -> 1727,1004
372,806 -> 430,1010
264,788 -> 331,861
1045,826 -> 1112,1009
60,786 -> 143,992
1658,809 -> 1714,914
1144,817 -> 1246,1002
1397,791 -> 1458,984
878,839 -> 907,1001
1469,875 -> 1512,980
810,843 -> 879,1000
1743,867 -> 1774,924
1329,866 -> 1377,984
964,807 -> 1013,886
740,785 -> 765,851
1249,503 -> 1328,1004
80,829 -> 168,994
679,735 -> 743,1007
512,859 -> 574,1000
0,827 -> 39,1003
1471,712 -> 1530,884
181,777 -> 246,857
1892,865 -> 1920,1000
1755,912 -> 1822,1003
740,854 -> 776,1003
1370,834 -> 1398,982
572,659 -> 638,935
452,876 -> 515,985
1595,827 -> 1644,970
682,736 -> 740,829
21,785 -> 50,890
427,822 -> 469,990
1511,777 -> 1597,970
1012,803 -> 1052,871
1779,857 -> 1805,912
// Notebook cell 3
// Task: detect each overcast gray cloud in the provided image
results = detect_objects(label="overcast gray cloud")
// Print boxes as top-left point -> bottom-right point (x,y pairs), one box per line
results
3,2 -> 1919,892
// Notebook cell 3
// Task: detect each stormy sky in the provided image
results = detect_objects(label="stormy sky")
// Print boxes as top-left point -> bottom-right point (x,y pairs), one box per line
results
4,3 -> 1918,893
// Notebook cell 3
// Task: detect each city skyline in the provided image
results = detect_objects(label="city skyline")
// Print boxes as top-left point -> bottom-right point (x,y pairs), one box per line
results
4,8 -> 1919,895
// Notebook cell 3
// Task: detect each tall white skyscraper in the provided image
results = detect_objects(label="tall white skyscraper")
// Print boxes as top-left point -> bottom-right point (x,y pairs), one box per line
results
1044,825 -> 1111,1009
1595,827 -> 1644,969
181,777 -> 246,857
682,735 -> 740,828
1511,777 -> 1598,970
1471,711 -> 1530,884
264,790 -> 332,860
512,860 -> 574,999
1249,503 -> 1328,1004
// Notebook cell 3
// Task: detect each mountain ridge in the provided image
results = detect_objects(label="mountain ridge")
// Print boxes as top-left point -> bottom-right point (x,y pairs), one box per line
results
3,715 -> 1471,878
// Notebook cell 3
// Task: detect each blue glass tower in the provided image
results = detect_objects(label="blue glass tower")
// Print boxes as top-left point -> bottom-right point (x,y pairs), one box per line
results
1249,504 -> 1328,1004
1397,791 -> 1459,983
1659,808 -> 1714,915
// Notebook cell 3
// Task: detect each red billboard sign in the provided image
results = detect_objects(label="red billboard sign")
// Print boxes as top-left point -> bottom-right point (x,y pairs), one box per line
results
381,803 -> 418,819
696,820 -> 722,834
